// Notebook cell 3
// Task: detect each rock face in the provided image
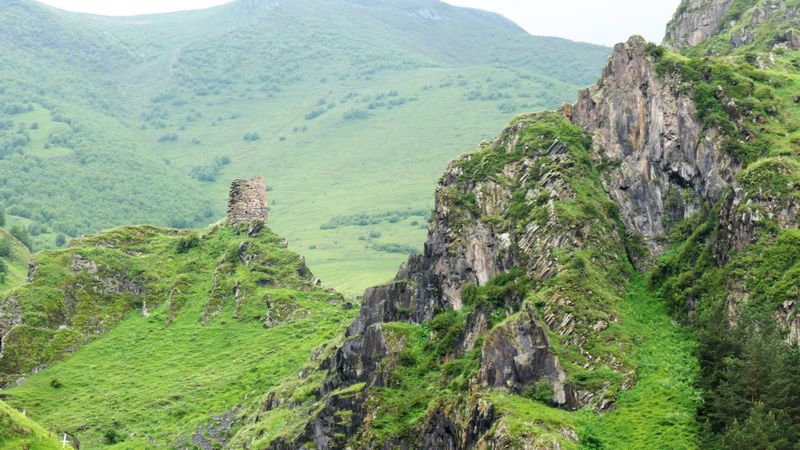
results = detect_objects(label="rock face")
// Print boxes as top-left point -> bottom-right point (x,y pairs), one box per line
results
0,297 -> 21,360
227,177 -> 269,224
479,304 -> 575,408
663,0 -> 734,50
569,36 -> 737,254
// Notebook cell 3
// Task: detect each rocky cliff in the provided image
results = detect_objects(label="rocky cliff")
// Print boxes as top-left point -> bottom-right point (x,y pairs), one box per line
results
568,36 -> 737,258
224,113 -> 653,448
665,0 -> 800,55
219,1 -> 800,448
2,0 -> 798,448
664,0 -> 735,50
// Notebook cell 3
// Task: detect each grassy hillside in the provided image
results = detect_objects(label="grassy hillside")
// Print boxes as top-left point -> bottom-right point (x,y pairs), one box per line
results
0,0 -> 609,294
0,228 -> 31,293
0,400 -> 70,450
0,223 -> 356,448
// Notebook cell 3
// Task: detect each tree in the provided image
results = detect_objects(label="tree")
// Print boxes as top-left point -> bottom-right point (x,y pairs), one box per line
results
10,226 -> 31,250
0,236 -> 9,257
719,403 -> 791,450
55,234 -> 66,247
0,208 -> 4,227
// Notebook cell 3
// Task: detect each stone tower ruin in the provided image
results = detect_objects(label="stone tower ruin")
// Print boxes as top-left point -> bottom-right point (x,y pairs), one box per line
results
227,176 -> 269,224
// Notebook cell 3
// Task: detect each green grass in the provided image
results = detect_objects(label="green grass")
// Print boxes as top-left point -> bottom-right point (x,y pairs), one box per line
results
0,228 -> 31,293
0,0 -> 609,295
576,279 -> 701,449
0,223 -> 356,448
419,272 -> 698,448
475,279 -> 700,449
5,294 -> 352,448
0,400 -> 70,450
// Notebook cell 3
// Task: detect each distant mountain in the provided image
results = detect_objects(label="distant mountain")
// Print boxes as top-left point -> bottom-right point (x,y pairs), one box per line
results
0,0 -> 609,293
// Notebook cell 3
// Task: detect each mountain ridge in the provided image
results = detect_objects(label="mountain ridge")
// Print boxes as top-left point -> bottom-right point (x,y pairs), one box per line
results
0,0 -> 797,448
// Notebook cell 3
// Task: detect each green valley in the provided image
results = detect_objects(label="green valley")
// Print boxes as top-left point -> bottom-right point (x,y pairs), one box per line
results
1,0 -> 799,449
0,0 -> 609,294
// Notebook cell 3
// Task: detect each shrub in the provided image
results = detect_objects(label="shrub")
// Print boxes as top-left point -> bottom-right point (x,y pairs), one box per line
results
104,428 -> 124,445
343,109 -> 372,121
10,226 -> 31,250
176,234 -> 200,253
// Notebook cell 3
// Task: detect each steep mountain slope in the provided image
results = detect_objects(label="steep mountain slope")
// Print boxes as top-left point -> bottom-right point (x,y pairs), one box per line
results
210,1 -> 797,448
655,0 -> 800,446
0,228 -> 31,293
0,0 -> 609,293
0,221 -> 355,448
224,113 -> 700,448
2,1 -> 796,449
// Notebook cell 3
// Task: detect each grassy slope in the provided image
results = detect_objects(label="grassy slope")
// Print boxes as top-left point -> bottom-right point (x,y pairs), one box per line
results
1,224 -> 356,448
485,280 -> 700,450
0,400 -> 70,450
0,228 -> 31,293
0,0 -> 609,295
576,279 -> 700,448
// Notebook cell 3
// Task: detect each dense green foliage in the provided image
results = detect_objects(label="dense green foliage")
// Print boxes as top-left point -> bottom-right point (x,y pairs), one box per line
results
0,0 -> 609,294
1,224 -> 355,447
653,220 -> 800,449
647,21 -> 800,445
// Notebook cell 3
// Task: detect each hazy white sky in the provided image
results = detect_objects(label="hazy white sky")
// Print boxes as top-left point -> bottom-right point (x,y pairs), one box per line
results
35,0 -> 682,46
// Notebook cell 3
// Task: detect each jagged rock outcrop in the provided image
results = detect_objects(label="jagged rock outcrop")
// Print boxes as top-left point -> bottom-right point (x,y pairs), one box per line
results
664,0 -> 734,50
718,160 -> 800,254
232,4 -> 800,447
569,36 -> 738,256
479,304 -> 575,409
0,297 -> 21,360
665,0 -> 800,53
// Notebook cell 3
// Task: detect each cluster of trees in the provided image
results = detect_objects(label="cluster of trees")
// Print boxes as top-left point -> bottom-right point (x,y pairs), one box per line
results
699,314 -> 800,448
190,155 -> 231,182
242,132 -> 261,142
369,242 -> 418,255
320,209 -> 429,230
0,123 -> 30,159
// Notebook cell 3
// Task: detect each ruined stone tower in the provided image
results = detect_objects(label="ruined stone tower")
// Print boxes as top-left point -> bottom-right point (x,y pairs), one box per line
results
227,177 -> 269,224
